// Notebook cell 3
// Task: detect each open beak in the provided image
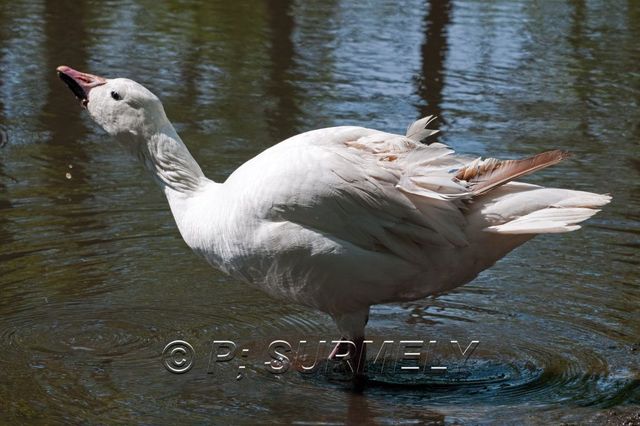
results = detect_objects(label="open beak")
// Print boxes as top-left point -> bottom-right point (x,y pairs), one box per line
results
56,65 -> 106,107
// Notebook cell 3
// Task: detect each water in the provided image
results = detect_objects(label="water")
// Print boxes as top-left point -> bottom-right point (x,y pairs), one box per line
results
0,0 -> 638,423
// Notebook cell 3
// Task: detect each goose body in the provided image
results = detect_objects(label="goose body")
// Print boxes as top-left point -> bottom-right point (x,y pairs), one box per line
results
57,66 -> 611,363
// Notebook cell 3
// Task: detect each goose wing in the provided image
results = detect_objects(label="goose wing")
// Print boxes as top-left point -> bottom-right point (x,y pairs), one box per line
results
225,119 -> 571,264
225,125 -> 470,265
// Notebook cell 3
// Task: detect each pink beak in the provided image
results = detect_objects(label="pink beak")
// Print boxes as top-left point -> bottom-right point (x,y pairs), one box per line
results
56,65 -> 106,107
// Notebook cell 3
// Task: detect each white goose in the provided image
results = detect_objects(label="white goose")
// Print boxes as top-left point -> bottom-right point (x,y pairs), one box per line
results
57,66 -> 610,373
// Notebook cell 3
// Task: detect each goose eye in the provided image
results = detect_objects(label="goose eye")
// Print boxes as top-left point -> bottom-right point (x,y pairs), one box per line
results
110,91 -> 122,101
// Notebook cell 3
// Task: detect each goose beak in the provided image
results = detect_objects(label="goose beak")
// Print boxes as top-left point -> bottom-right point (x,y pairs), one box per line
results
56,65 -> 106,108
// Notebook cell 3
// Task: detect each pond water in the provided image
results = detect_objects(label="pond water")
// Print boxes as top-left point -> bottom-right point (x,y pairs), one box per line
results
0,0 -> 638,423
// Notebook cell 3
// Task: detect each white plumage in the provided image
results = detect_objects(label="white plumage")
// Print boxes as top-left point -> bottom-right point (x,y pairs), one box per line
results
57,66 -> 611,365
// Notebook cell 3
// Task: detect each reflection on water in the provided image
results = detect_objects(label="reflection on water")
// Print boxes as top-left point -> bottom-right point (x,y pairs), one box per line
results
1,0 -> 639,423
416,0 -> 450,139
264,0 -> 301,142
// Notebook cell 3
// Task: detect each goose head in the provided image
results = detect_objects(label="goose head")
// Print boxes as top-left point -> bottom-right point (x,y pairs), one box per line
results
56,65 -> 170,142
57,66 -> 204,192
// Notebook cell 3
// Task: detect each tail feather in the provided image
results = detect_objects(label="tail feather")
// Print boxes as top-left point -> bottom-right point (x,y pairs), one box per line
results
480,186 -> 611,234
486,207 -> 599,234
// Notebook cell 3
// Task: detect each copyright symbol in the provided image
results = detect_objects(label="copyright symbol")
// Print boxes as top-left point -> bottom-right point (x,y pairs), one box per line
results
162,340 -> 195,374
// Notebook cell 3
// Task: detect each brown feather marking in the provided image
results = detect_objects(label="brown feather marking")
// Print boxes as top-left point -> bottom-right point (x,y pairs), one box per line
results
456,150 -> 570,195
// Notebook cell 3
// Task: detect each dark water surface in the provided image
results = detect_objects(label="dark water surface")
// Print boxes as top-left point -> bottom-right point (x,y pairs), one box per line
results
1,0 -> 639,423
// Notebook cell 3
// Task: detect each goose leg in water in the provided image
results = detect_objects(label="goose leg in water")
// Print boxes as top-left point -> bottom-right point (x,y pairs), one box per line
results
329,337 -> 367,378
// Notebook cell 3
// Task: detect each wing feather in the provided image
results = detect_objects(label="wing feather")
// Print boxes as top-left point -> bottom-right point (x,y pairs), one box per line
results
405,115 -> 440,143
456,150 -> 570,195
